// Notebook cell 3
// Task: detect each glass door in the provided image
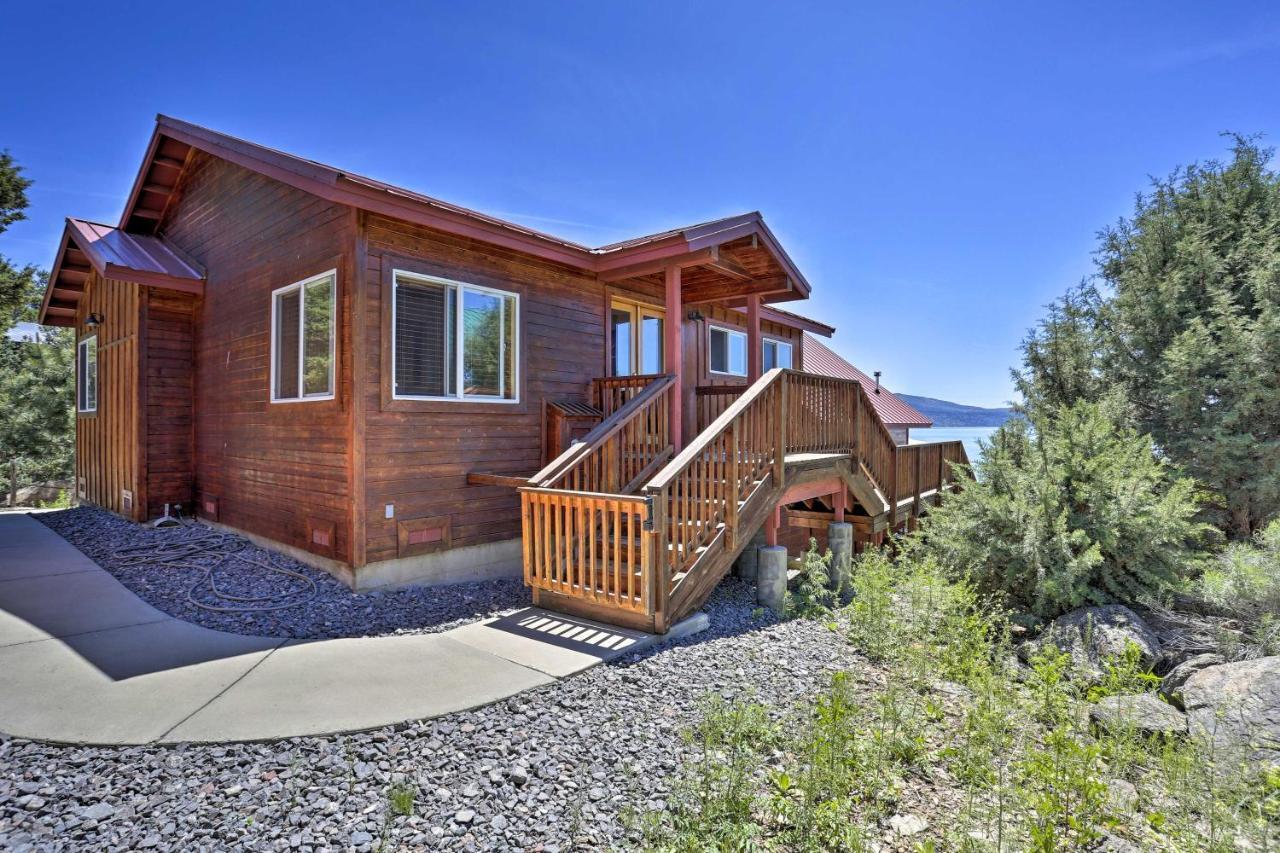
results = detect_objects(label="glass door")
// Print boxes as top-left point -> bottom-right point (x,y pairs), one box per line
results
610,298 -> 664,376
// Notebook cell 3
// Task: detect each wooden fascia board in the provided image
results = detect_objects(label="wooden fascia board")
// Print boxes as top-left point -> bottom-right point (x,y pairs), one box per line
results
101,263 -> 205,295
596,247 -> 717,282
334,177 -> 597,269
37,228 -> 73,325
116,128 -> 164,231
591,235 -> 696,273
682,275 -> 794,306
156,118 -> 603,270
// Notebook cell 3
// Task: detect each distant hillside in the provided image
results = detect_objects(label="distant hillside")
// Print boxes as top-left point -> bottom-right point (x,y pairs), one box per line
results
899,394 -> 1018,428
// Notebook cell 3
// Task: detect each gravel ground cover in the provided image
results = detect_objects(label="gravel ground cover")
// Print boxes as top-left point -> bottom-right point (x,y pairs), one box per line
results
35,507 -> 530,640
0,581 -> 948,852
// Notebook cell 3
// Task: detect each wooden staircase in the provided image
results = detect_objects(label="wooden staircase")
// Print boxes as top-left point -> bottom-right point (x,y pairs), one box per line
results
519,369 -> 968,633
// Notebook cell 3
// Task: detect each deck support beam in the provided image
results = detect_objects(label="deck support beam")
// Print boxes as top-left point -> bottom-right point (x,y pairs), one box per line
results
665,264 -> 683,451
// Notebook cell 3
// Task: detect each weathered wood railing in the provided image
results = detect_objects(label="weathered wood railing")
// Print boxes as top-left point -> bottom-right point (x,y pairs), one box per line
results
592,374 -> 665,418
695,384 -> 750,433
520,488 -> 651,614
532,374 -> 676,493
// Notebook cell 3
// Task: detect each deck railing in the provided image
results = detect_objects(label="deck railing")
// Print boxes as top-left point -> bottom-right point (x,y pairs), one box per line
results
592,374 -> 666,418
523,368 -> 968,631
532,374 -> 676,493
695,384 -> 750,433
520,488 -> 651,614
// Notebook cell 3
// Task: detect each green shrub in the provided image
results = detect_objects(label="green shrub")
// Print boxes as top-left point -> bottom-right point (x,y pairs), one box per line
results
1196,518 -> 1280,617
919,399 -> 1212,618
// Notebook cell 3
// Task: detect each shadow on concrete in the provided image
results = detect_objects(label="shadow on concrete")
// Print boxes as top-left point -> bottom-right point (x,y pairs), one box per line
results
481,607 -> 649,658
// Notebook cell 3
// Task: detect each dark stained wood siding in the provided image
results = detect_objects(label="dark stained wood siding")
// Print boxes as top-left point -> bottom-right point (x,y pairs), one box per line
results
143,289 -> 196,520
74,273 -> 143,520
160,151 -> 357,562
360,214 -> 605,564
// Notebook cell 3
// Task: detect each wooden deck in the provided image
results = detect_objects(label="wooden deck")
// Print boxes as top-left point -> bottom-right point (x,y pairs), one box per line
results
518,369 -> 968,633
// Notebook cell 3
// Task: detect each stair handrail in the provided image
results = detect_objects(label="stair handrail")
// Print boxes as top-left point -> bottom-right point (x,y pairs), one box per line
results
645,368 -> 784,493
530,373 -> 677,491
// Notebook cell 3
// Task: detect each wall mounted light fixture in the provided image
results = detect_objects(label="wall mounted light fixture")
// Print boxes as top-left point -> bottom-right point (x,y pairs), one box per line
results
85,313 -> 105,329
686,309 -> 705,322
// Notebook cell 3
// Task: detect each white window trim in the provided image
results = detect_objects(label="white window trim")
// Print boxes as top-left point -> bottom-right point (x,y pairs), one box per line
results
763,336 -> 794,370
391,269 -> 521,404
708,324 -> 748,377
77,335 -> 97,414
269,269 -> 337,404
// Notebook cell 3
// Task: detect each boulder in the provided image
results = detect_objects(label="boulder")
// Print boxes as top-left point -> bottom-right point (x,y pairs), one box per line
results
12,482 -> 69,507
1089,693 -> 1187,738
1159,653 -> 1224,710
1019,605 -> 1161,683
1181,656 -> 1280,767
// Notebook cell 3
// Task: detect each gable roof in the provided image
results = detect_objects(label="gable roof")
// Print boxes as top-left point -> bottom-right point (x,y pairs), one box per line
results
39,219 -> 205,326
123,116 -> 812,295
802,334 -> 932,428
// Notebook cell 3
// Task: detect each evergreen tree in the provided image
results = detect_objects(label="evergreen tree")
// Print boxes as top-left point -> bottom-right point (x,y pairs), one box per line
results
921,400 -> 1212,618
1020,135 -> 1280,536
0,151 -> 73,502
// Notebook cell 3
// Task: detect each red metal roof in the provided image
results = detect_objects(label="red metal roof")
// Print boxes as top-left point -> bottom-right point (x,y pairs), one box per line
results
731,303 -> 835,337
68,219 -> 204,285
802,335 -> 932,428
38,219 -> 206,326
131,117 -> 810,299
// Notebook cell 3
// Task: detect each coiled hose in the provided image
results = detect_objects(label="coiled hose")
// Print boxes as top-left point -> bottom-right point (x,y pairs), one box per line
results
109,519 -> 318,613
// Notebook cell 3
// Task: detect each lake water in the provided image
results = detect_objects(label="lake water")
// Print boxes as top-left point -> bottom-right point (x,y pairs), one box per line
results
910,426 -> 999,462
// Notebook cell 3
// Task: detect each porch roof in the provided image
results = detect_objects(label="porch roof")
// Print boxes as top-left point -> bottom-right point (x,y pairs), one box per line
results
39,219 -> 205,327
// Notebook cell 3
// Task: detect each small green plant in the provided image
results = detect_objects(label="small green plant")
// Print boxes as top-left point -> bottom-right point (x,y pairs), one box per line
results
386,781 -> 415,818
788,539 -> 835,619
1086,640 -> 1161,702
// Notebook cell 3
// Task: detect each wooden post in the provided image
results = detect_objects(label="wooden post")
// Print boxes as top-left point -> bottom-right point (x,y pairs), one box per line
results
887,449 -> 898,532
764,503 -> 780,547
774,373 -> 787,489
746,294 -> 762,381
833,486 -> 847,523
664,265 -> 683,452
913,448 -> 922,521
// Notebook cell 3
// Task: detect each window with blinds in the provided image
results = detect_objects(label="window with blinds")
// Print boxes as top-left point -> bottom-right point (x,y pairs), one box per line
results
392,270 -> 519,402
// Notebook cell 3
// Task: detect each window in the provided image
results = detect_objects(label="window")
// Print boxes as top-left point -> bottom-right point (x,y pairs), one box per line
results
76,336 -> 97,413
271,270 -> 336,403
709,325 -> 747,376
610,297 -> 664,376
763,338 -> 794,371
393,270 -> 518,402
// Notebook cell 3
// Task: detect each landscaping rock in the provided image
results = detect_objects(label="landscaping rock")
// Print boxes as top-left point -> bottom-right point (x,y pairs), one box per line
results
1181,656 -> 1280,767
0,581 -> 860,851
36,507 -> 530,639
1019,605 -> 1161,683
888,813 -> 928,836
1089,694 -> 1187,737
1159,653 -> 1224,710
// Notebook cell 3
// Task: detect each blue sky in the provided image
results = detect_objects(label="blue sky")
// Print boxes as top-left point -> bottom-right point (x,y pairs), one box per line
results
3,2 -> 1279,406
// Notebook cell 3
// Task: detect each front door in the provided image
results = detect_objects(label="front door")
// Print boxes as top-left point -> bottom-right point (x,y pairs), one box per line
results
610,298 -> 665,376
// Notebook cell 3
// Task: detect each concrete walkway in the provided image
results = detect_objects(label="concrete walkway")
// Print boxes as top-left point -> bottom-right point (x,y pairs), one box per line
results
0,514 -> 657,746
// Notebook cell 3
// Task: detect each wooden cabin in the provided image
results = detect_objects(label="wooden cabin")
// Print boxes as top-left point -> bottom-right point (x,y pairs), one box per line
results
40,116 -> 966,631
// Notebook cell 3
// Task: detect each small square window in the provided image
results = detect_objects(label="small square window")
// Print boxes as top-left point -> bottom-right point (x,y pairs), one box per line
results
709,326 -> 747,377
763,339 -> 793,371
